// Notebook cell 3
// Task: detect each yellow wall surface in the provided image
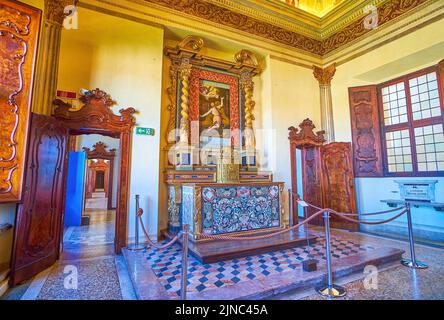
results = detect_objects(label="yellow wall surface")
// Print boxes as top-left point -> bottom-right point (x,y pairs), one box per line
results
57,8 -> 165,239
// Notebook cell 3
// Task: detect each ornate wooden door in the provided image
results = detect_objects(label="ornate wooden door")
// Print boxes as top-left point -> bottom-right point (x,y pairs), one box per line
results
320,142 -> 359,231
301,146 -> 323,226
10,114 -> 68,285
0,0 -> 41,202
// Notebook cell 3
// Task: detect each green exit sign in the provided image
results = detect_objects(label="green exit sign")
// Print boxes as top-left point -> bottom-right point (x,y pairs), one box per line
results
136,127 -> 155,136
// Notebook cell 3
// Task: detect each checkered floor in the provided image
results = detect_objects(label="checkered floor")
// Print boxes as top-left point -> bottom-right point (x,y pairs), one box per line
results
145,234 -> 376,296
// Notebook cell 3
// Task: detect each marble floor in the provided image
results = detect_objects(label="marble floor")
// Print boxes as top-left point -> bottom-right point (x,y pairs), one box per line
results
2,226 -> 444,300
1,206 -> 136,300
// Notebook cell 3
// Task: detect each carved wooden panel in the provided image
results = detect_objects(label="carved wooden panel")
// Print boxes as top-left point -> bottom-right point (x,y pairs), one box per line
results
301,146 -> 323,226
10,114 -> 67,285
349,85 -> 383,177
320,142 -> 358,231
0,0 -> 41,202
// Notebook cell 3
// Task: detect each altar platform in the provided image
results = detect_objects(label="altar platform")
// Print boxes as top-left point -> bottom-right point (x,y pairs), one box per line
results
164,229 -> 318,264
122,227 -> 405,300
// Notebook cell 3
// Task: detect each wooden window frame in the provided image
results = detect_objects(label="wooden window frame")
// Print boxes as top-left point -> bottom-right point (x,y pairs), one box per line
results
378,64 -> 444,177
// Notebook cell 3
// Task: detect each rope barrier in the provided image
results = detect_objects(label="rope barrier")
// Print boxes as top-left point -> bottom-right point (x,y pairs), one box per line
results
330,209 -> 408,225
138,208 -> 181,250
291,192 -> 406,216
198,209 -> 324,241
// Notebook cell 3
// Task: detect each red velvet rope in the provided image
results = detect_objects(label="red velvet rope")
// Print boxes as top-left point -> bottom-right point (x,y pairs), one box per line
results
139,216 -> 181,249
198,209 -> 324,241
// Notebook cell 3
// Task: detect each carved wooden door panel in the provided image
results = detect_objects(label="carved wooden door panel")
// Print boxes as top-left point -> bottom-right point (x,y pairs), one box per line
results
10,114 -> 68,285
0,0 -> 41,202
320,142 -> 359,231
301,146 -> 323,226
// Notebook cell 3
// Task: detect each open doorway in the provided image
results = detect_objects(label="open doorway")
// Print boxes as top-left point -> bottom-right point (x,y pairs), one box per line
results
62,137 -> 119,257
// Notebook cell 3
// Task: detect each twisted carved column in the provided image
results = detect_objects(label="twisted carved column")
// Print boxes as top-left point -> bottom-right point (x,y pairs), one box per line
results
313,63 -> 336,142
32,0 -> 74,115
179,61 -> 192,144
241,72 -> 256,150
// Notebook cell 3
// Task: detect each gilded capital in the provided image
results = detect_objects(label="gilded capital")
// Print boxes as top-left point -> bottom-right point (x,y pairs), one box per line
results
44,0 -> 75,25
313,63 -> 336,86
179,61 -> 193,79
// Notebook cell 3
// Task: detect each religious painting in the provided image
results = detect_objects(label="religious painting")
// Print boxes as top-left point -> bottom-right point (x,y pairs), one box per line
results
188,67 -> 240,152
199,80 -> 231,136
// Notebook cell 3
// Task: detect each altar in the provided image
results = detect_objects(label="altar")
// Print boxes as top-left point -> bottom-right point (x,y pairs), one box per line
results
162,36 -> 313,262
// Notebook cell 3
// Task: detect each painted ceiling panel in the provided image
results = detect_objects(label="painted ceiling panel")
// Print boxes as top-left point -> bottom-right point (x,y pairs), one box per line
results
280,0 -> 345,17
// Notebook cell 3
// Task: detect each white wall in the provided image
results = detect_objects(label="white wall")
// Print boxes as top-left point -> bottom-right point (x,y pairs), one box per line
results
331,18 -> 444,239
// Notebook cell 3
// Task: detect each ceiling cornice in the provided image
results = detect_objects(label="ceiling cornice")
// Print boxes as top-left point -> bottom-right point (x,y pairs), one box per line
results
77,0 -> 441,62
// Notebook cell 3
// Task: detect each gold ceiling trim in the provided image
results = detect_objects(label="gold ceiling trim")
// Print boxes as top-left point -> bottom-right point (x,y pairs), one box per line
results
137,0 -> 433,56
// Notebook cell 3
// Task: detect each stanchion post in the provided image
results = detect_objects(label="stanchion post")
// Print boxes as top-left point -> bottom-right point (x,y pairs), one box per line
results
288,189 -> 293,226
401,203 -> 428,269
181,224 -> 190,300
128,194 -> 145,251
316,211 -> 346,298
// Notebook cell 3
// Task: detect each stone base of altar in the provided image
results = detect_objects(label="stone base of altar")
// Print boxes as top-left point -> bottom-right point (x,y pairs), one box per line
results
163,229 -> 318,264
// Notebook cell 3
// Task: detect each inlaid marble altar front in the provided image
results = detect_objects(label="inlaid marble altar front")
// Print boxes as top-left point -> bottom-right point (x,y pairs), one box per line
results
171,182 -> 287,240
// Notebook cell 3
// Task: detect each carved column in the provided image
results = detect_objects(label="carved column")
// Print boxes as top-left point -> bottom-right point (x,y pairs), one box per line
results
32,0 -> 73,115
178,61 -> 192,144
313,63 -> 336,142
241,71 -> 256,151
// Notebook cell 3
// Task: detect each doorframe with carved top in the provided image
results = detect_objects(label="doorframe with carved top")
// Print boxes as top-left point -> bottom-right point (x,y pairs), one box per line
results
53,89 -> 136,254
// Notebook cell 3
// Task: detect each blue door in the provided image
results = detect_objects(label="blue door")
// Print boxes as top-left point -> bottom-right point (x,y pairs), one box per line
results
64,151 -> 87,227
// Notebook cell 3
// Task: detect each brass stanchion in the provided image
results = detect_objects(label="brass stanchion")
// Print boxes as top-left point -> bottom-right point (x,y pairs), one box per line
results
181,224 -> 190,300
288,189 -> 293,227
316,211 -> 346,298
128,195 -> 145,251
401,203 -> 428,269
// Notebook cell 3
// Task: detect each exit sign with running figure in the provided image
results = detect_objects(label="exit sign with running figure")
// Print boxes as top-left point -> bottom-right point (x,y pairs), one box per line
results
136,127 -> 155,136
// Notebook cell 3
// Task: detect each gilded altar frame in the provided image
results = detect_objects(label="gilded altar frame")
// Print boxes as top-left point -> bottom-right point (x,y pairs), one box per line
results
164,36 -> 262,167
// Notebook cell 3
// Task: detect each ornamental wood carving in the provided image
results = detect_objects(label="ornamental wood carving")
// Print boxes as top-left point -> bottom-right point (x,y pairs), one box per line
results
53,88 -> 136,253
348,85 -> 383,177
288,118 -> 326,147
83,142 -> 116,160
0,0 -> 41,203
320,142 -> 358,231
44,0 -> 75,25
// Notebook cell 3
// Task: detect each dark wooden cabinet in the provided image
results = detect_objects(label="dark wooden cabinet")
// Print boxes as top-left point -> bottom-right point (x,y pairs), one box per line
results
0,0 -> 41,203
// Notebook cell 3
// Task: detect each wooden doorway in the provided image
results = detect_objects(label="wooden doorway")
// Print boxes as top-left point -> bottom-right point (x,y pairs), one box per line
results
54,89 -> 135,254
10,89 -> 135,285
83,142 -> 117,210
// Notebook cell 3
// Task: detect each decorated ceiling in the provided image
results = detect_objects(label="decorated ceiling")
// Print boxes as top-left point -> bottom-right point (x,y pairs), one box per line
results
280,0 -> 345,17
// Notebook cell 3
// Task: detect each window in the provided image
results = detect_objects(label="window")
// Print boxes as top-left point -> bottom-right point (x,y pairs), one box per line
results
378,66 -> 444,176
